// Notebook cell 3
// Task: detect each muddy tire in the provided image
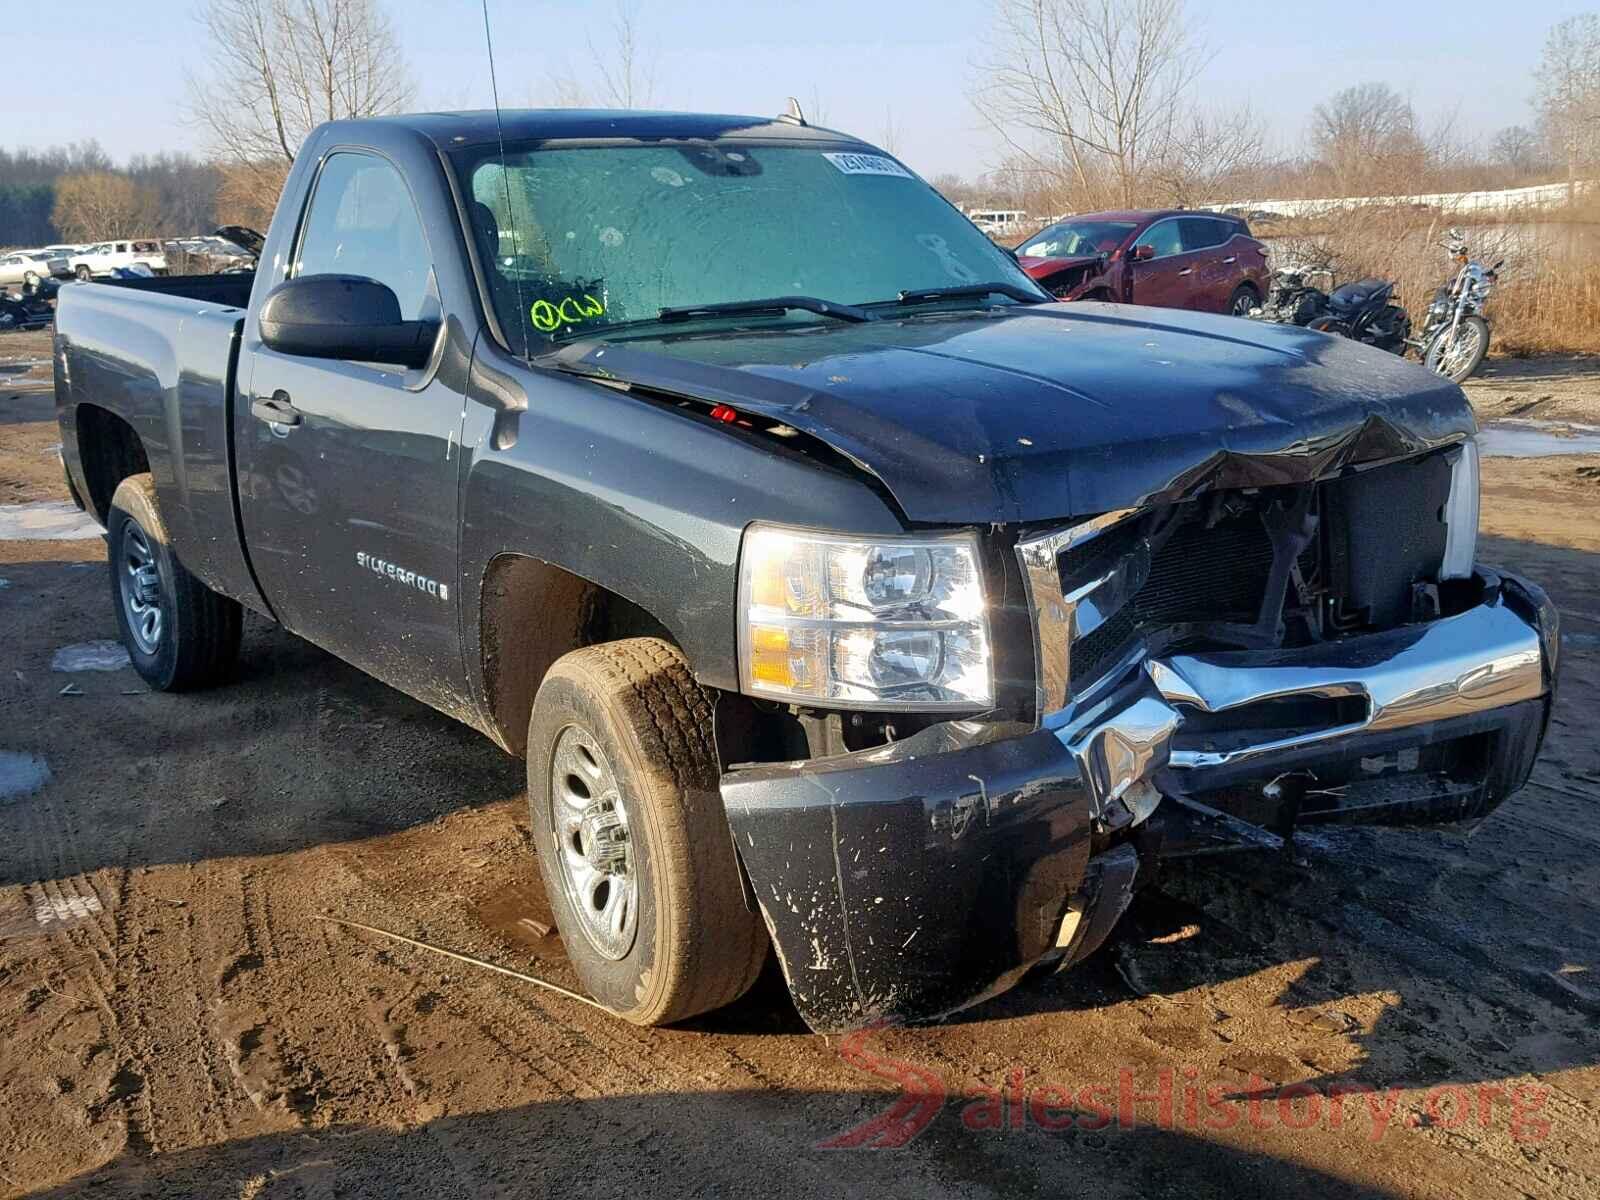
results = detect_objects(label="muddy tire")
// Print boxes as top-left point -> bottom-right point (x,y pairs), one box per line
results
527,637 -> 766,1025
107,473 -> 242,691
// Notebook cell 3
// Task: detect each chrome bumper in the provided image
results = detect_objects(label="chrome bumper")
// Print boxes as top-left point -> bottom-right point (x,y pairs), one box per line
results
1057,579 -> 1555,826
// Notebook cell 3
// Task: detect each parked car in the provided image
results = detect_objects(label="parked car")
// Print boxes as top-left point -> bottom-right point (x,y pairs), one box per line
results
0,250 -> 69,287
55,110 -> 1557,1035
966,208 -> 1029,237
1017,209 -> 1270,314
68,238 -> 168,280
165,228 -> 261,274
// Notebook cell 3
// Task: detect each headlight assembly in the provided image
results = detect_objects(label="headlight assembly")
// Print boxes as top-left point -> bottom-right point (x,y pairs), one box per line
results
737,524 -> 993,710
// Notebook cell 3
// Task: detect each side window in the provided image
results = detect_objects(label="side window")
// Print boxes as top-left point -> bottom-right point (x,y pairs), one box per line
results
1179,218 -> 1227,251
295,152 -> 432,319
1141,220 -> 1184,259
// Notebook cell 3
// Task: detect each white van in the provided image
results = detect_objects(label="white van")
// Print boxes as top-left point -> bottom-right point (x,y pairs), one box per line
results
965,209 -> 1030,237
68,239 -> 168,280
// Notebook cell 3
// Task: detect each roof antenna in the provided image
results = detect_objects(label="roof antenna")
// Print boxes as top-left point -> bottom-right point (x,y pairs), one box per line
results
779,97 -> 808,126
480,0 -> 530,357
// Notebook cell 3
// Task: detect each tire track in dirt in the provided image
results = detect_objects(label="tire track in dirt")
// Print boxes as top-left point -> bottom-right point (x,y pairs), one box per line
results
1153,862 -> 1600,1195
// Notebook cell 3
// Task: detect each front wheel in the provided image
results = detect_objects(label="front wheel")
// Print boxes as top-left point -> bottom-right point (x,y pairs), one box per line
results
74,264 -> 91,281
1424,315 -> 1489,382
23,270 -> 39,288
527,638 -> 767,1026
107,474 -> 242,690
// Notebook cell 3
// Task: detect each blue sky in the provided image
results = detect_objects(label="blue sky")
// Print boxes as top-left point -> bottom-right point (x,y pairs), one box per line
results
6,0 -> 1583,178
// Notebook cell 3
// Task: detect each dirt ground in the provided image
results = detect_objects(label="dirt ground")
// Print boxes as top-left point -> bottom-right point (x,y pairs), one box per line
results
2,333 -> 1598,1198
1462,353 -> 1600,425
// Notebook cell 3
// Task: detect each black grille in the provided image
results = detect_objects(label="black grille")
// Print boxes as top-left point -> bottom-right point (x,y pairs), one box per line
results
1059,452 -> 1452,694
1064,508 -> 1305,689
1133,514 -> 1277,626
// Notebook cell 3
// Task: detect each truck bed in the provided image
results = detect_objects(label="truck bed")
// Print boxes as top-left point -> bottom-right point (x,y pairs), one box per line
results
98,272 -> 255,307
54,276 -> 265,614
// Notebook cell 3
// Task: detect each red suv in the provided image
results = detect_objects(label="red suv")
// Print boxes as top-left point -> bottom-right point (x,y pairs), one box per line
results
1015,210 -> 1270,315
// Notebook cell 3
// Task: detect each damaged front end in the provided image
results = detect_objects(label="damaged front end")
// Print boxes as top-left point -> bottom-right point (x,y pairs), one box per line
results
720,444 -> 1560,1033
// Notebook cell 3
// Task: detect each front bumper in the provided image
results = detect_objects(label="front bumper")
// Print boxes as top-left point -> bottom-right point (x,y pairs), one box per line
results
720,570 -> 1558,1032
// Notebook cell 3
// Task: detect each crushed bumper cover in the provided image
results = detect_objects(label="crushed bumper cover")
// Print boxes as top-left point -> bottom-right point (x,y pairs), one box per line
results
720,570 -> 1558,1032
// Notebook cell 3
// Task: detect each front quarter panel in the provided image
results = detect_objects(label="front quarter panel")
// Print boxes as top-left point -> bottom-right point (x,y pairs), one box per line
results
457,341 -> 907,698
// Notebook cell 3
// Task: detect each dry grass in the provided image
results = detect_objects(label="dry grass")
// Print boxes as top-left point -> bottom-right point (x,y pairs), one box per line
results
1259,206 -> 1600,356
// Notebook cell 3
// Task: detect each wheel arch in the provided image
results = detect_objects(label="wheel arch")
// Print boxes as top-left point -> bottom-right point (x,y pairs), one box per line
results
74,404 -> 150,525
475,552 -> 678,757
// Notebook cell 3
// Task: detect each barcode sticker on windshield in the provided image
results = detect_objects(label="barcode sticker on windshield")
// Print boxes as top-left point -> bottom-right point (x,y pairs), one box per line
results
823,152 -> 912,178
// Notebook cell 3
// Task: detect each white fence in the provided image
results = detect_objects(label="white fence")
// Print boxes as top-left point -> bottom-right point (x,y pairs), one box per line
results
1209,179 -> 1596,219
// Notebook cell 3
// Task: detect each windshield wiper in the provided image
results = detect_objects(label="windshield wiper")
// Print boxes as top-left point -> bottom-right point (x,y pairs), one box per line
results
892,282 -> 1048,307
658,295 -> 875,324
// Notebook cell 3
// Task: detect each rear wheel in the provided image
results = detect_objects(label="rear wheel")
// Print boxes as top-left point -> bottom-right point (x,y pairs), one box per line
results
1425,315 -> 1489,382
527,637 -> 766,1025
107,474 -> 242,690
1227,284 -> 1260,317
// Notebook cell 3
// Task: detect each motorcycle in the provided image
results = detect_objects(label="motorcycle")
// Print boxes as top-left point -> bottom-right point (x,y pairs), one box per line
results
1413,229 -> 1499,382
1251,267 -> 1332,327
1305,276 -> 1411,353
1249,267 -> 1410,354
0,281 -> 54,332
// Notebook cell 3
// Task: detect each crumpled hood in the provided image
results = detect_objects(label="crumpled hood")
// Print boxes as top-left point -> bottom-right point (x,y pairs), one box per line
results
1018,252 -> 1103,278
552,303 -> 1475,524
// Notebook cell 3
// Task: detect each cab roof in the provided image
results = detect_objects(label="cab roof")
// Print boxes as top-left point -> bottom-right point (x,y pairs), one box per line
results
358,108 -> 866,151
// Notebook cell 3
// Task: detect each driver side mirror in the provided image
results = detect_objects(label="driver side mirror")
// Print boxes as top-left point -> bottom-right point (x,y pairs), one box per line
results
1131,243 -> 1156,262
260,274 -> 437,369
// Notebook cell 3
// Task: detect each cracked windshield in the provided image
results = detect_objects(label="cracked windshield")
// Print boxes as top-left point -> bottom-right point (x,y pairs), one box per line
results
457,141 -> 1036,346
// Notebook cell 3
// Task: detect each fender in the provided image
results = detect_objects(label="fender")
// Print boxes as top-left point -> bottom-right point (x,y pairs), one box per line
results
455,339 -> 906,717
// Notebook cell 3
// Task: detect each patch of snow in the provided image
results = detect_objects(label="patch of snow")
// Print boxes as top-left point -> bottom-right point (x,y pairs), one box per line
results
0,501 -> 103,541
52,640 -> 131,672
0,751 -> 50,803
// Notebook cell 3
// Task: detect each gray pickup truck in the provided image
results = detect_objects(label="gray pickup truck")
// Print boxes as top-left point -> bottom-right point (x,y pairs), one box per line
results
54,109 -> 1559,1033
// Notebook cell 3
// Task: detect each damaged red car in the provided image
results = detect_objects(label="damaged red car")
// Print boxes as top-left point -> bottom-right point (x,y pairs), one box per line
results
1016,210 -> 1270,315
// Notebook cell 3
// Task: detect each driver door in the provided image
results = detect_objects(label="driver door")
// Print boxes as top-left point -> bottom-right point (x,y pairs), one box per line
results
234,150 -> 471,710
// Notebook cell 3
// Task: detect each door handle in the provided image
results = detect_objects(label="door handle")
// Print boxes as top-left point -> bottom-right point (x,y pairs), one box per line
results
1177,268 -> 1193,276
251,391 -> 302,427
1222,256 -> 1237,264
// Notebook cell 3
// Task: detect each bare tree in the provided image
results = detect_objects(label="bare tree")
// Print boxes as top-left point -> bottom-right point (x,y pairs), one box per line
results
1309,82 -> 1427,195
973,0 -> 1203,209
880,106 -> 902,156
589,0 -> 657,108
807,86 -> 829,128
1147,103 -> 1266,207
1535,14 -> 1600,200
187,0 -> 414,217
1490,124 -> 1544,178
51,173 -> 158,241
